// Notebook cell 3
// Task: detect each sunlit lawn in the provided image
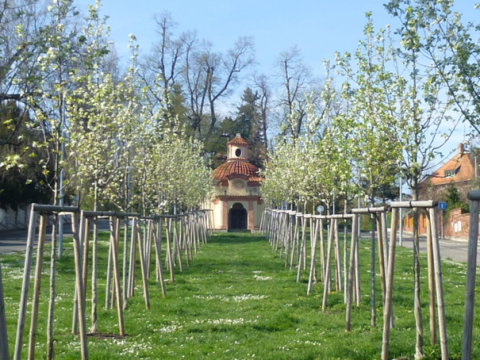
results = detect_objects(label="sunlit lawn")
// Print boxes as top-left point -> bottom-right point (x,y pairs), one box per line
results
1,230 -> 478,359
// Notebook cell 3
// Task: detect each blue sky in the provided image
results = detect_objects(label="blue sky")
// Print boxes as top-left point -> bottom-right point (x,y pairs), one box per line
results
74,0 -> 479,166
74,1 -> 477,76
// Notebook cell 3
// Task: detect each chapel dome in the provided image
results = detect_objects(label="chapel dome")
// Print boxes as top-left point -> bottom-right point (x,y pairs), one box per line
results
212,159 -> 260,181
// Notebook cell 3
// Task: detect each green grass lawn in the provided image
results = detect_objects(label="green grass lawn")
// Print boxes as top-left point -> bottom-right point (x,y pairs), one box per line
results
1,230 -> 479,359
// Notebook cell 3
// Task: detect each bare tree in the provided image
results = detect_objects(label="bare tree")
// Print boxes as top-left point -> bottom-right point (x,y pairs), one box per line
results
274,46 -> 313,139
137,13 -> 255,138
182,36 -> 255,136
253,73 -> 270,151
138,12 -> 190,126
182,36 -> 209,135
274,46 -> 338,140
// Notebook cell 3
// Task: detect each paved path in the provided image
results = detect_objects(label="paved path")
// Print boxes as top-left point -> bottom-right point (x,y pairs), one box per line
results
0,224 -> 73,254
360,231 -> 477,264
0,222 -> 109,254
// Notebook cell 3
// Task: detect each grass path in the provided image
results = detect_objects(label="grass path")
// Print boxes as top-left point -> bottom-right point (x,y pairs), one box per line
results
1,231 -> 479,359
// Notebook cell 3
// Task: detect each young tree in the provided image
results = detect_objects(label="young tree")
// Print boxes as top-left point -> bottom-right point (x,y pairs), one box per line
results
383,3 -> 461,357
386,1 -> 480,135
335,15 -> 403,327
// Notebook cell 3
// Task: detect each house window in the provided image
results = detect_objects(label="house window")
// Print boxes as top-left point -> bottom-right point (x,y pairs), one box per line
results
235,148 -> 242,157
454,221 -> 462,232
444,169 -> 456,178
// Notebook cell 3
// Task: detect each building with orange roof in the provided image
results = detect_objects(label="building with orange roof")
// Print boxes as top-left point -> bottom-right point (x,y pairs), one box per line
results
419,143 -> 479,200
204,134 -> 265,231
402,143 -> 480,238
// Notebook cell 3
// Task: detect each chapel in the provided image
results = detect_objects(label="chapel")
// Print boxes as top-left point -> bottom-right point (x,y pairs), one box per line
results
206,134 -> 265,231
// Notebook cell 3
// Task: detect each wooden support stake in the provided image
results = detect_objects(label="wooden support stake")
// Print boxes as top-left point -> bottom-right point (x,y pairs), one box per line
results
425,212 -> 437,345
136,220 -> 151,310
153,219 -> 166,298
289,215 -> 297,269
303,215 -> 308,271
195,216 -> 201,250
72,214 -> 85,335
146,220 -> 154,278
382,211 -> 394,329
376,215 -> 386,307
110,217 -> 126,334
46,216 -> 58,360
355,228 -> 361,306
175,219 -> 183,273
429,207 -> 448,360
72,212 -> 88,335
183,217 -> 190,268
278,213 -> 285,258
334,219 -> 342,292
127,218 -> 137,298
14,209 -> 38,360
296,215 -> 307,283
462,192 -> 480,360
320,219 -> 325,283
370,214 -> 376,328
105,217 -> 114,310
322,220 -> 335,312
172,218 -> 178,265
307,218 -> 320,295
343,219 -> 348,304
90,218 -> 99,333
82,218 -> 90,315
381,208 -> 398,360
0,261 -> 9,360
27,214 -> 48,360
110,218 -> 121,309
165,219 -> 175,283
345,213 -> 358,332
284,214 -> 291,267
71,214 -> 88,360
191,215 -> 197,256
123,220 -> 129,310
382,212 -> 389,269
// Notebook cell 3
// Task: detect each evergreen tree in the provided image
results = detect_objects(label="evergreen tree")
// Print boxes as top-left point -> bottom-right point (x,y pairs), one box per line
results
445,181 -> 469,212
204,87 -> 266,169
235,87 -> 266,168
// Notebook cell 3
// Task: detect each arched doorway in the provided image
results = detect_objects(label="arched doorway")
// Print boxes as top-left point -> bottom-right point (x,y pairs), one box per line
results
228,203 -> 247,230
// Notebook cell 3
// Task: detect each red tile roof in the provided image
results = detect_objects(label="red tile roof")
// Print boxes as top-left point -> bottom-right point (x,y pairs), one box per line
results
212,159 -> 261,182
227,134 -> 249,146
423,152 -> 477,186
